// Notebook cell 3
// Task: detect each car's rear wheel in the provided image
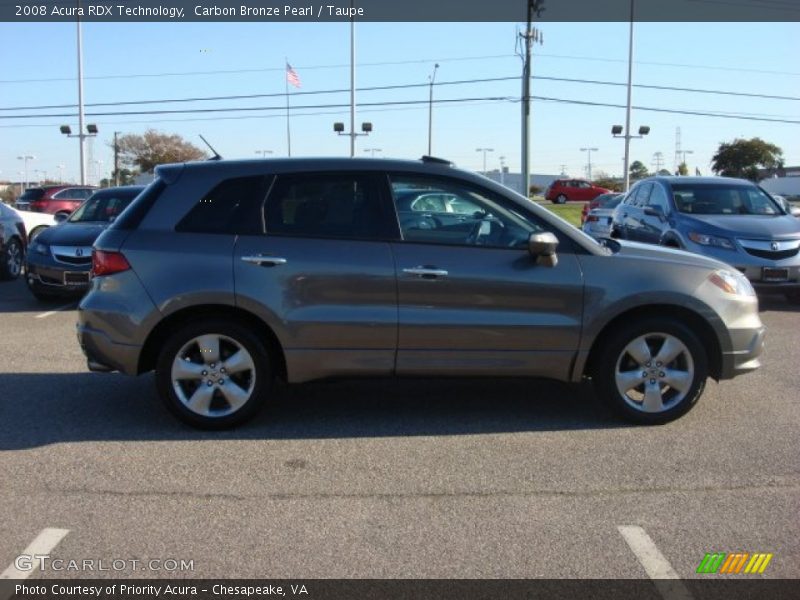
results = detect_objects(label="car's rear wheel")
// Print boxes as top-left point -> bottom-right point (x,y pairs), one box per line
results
156,319 -> 272,429
553,194 -> 568,204
593,318 -> 708,424
0,237 -> 23,281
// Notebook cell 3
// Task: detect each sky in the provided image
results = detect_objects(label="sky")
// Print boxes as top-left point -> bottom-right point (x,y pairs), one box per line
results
0,20 -> 798,186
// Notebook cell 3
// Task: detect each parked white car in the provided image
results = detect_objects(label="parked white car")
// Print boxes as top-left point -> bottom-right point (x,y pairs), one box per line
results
7,204 -> 57,241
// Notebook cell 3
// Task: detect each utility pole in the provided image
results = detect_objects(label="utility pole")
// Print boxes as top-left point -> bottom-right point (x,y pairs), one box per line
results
580,147 -> 599,181
113,131 -> 121,186
652,151 -> 665,172
427,63 -> 439,156
520,0 -> 545,198
559,164 -> 567,176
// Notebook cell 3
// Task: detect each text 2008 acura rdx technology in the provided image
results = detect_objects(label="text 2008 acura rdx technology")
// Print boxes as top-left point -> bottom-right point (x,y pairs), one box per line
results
77,157 -> 765,429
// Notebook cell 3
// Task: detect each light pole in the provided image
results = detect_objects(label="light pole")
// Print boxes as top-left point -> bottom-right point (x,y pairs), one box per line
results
580,147 -> 599,181
56,164 -> 66,184
499,155 -> 507,185
35,169 -> 48,184
427,63 -> 439,156
612,124 -> 650,188
622,0 -> 635,191
17,171 -> 24,196
255,150 -> 274,158
93,160 -> 104,186
60,124 -> 97,184
476,148 -> 494,175
363,148 -> 382,157
76,1 -> 87,185
17,155 -> 34,191
349,0 -> 356,157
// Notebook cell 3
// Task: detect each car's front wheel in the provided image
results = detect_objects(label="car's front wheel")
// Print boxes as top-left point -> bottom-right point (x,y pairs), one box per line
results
593,318 -> 708,424
553,194 -> 568,204
156,319 -> 272,429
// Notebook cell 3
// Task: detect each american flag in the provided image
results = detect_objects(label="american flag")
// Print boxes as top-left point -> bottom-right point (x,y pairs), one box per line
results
286,63 -> 301,88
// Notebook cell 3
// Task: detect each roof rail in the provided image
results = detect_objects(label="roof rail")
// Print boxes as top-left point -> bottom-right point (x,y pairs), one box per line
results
421,155 -> 453,166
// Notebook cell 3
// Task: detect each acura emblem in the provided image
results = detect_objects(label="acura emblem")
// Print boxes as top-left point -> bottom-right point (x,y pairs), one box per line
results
771,242 -> 779,251
75,248 -> 83,257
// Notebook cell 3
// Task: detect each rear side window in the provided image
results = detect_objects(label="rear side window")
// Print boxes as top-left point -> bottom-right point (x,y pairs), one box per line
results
18,188 -> 45,201
176,176 -> 270,235
265,173 -> 386,240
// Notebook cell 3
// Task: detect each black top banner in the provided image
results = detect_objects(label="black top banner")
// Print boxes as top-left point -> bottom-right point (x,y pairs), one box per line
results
4,0 -> 800,22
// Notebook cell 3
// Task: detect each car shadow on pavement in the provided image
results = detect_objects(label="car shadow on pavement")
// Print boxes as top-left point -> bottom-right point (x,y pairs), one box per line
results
0,372 -> 624,450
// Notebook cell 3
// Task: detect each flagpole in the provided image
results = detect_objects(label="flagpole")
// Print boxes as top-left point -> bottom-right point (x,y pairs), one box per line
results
285,58 -> 292,157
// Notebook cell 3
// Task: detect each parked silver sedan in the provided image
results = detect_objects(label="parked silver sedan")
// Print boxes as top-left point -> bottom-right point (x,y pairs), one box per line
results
582,192 -> 624,239
78,158 -> 765,429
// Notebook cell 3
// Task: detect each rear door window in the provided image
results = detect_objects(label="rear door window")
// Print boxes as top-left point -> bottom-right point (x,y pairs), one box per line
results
265,173 -> 389,240
176,175 -> 271,235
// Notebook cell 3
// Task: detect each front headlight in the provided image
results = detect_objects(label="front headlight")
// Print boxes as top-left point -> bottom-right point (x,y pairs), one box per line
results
708,269 -> 756,297
33,242 -> 49,255
688,231 -> 735,250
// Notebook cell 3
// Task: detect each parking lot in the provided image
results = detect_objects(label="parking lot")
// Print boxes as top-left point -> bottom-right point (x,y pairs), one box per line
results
1,275 -> 798,580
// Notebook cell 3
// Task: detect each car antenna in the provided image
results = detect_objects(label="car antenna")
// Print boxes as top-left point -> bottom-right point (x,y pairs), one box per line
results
199,134 -> 222,161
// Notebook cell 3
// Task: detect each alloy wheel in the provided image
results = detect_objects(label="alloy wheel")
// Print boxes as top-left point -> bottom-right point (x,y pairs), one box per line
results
170,334 -> 257,418
614,332 -> 694,414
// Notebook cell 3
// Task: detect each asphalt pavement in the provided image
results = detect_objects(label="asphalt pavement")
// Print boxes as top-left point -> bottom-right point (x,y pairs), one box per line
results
1,276 -> 798,581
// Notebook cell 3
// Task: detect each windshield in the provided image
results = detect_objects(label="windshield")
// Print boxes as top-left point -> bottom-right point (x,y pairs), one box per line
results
672,183 -> 782,216
68,190 -> 139,223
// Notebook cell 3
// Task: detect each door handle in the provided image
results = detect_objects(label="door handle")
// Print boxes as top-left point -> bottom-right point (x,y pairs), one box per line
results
402,266 -> 448,279
241,255 -> 287,267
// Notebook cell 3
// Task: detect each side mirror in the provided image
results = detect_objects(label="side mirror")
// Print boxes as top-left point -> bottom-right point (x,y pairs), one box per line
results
528,231 -> 559,267
791,206 -> 800,218
54,213 -> 68,223
643,206 -> 665,219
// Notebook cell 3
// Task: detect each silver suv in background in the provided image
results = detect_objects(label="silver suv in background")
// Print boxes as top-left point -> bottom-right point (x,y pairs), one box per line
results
78,158 -> 765,429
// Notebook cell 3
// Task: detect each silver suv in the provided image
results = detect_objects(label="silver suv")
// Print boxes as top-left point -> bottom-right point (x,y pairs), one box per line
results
78,157 -> 765,428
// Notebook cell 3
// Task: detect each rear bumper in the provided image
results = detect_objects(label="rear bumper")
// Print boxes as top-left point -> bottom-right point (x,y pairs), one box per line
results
76,321 -> 141,375
719,325 -> 766,379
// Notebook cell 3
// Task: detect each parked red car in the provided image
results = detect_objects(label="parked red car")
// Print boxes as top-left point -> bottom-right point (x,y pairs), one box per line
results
545,179 -> 611,204
16,185 -> 96,217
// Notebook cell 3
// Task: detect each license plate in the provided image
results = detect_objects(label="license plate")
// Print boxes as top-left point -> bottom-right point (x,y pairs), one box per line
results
63,271 -> 90,285
762,267 -> 789,282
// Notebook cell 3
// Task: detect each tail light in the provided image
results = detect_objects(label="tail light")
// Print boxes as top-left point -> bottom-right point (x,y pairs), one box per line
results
92,249 -> 130,276
587,215 -> 599,222
29,201 -> 45,212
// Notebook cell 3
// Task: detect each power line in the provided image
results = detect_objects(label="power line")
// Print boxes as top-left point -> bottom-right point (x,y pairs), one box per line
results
2,74 -> 798,113
0,94 -> 797,125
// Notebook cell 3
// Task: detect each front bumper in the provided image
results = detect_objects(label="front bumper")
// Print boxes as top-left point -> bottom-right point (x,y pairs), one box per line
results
683,241 -> 800,294
26,251 -> 91,295
719,325 -> 766,380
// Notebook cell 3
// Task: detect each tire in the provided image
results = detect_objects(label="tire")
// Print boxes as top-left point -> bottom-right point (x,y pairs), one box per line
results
156,319 -> 272,429
554,194 -> 568,205
0,237 -> 23,281
592,317 -> 708,425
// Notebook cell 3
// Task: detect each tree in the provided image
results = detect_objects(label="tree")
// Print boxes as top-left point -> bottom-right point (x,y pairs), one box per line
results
528,184 -> 542,197
99,169 -> 136,188
1,186 -> 16,206
677,162 -> 689,176
657,168 -> 672,176
592,177 -> 622,192
711,137 -> 783,182
629,160 -> 649,180
115,130 -> 207,174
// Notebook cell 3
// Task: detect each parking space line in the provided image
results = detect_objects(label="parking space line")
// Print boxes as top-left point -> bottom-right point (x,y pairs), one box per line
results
618,525 -> 693,600
35,303 -> 76,319
0,528 -> 70,580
